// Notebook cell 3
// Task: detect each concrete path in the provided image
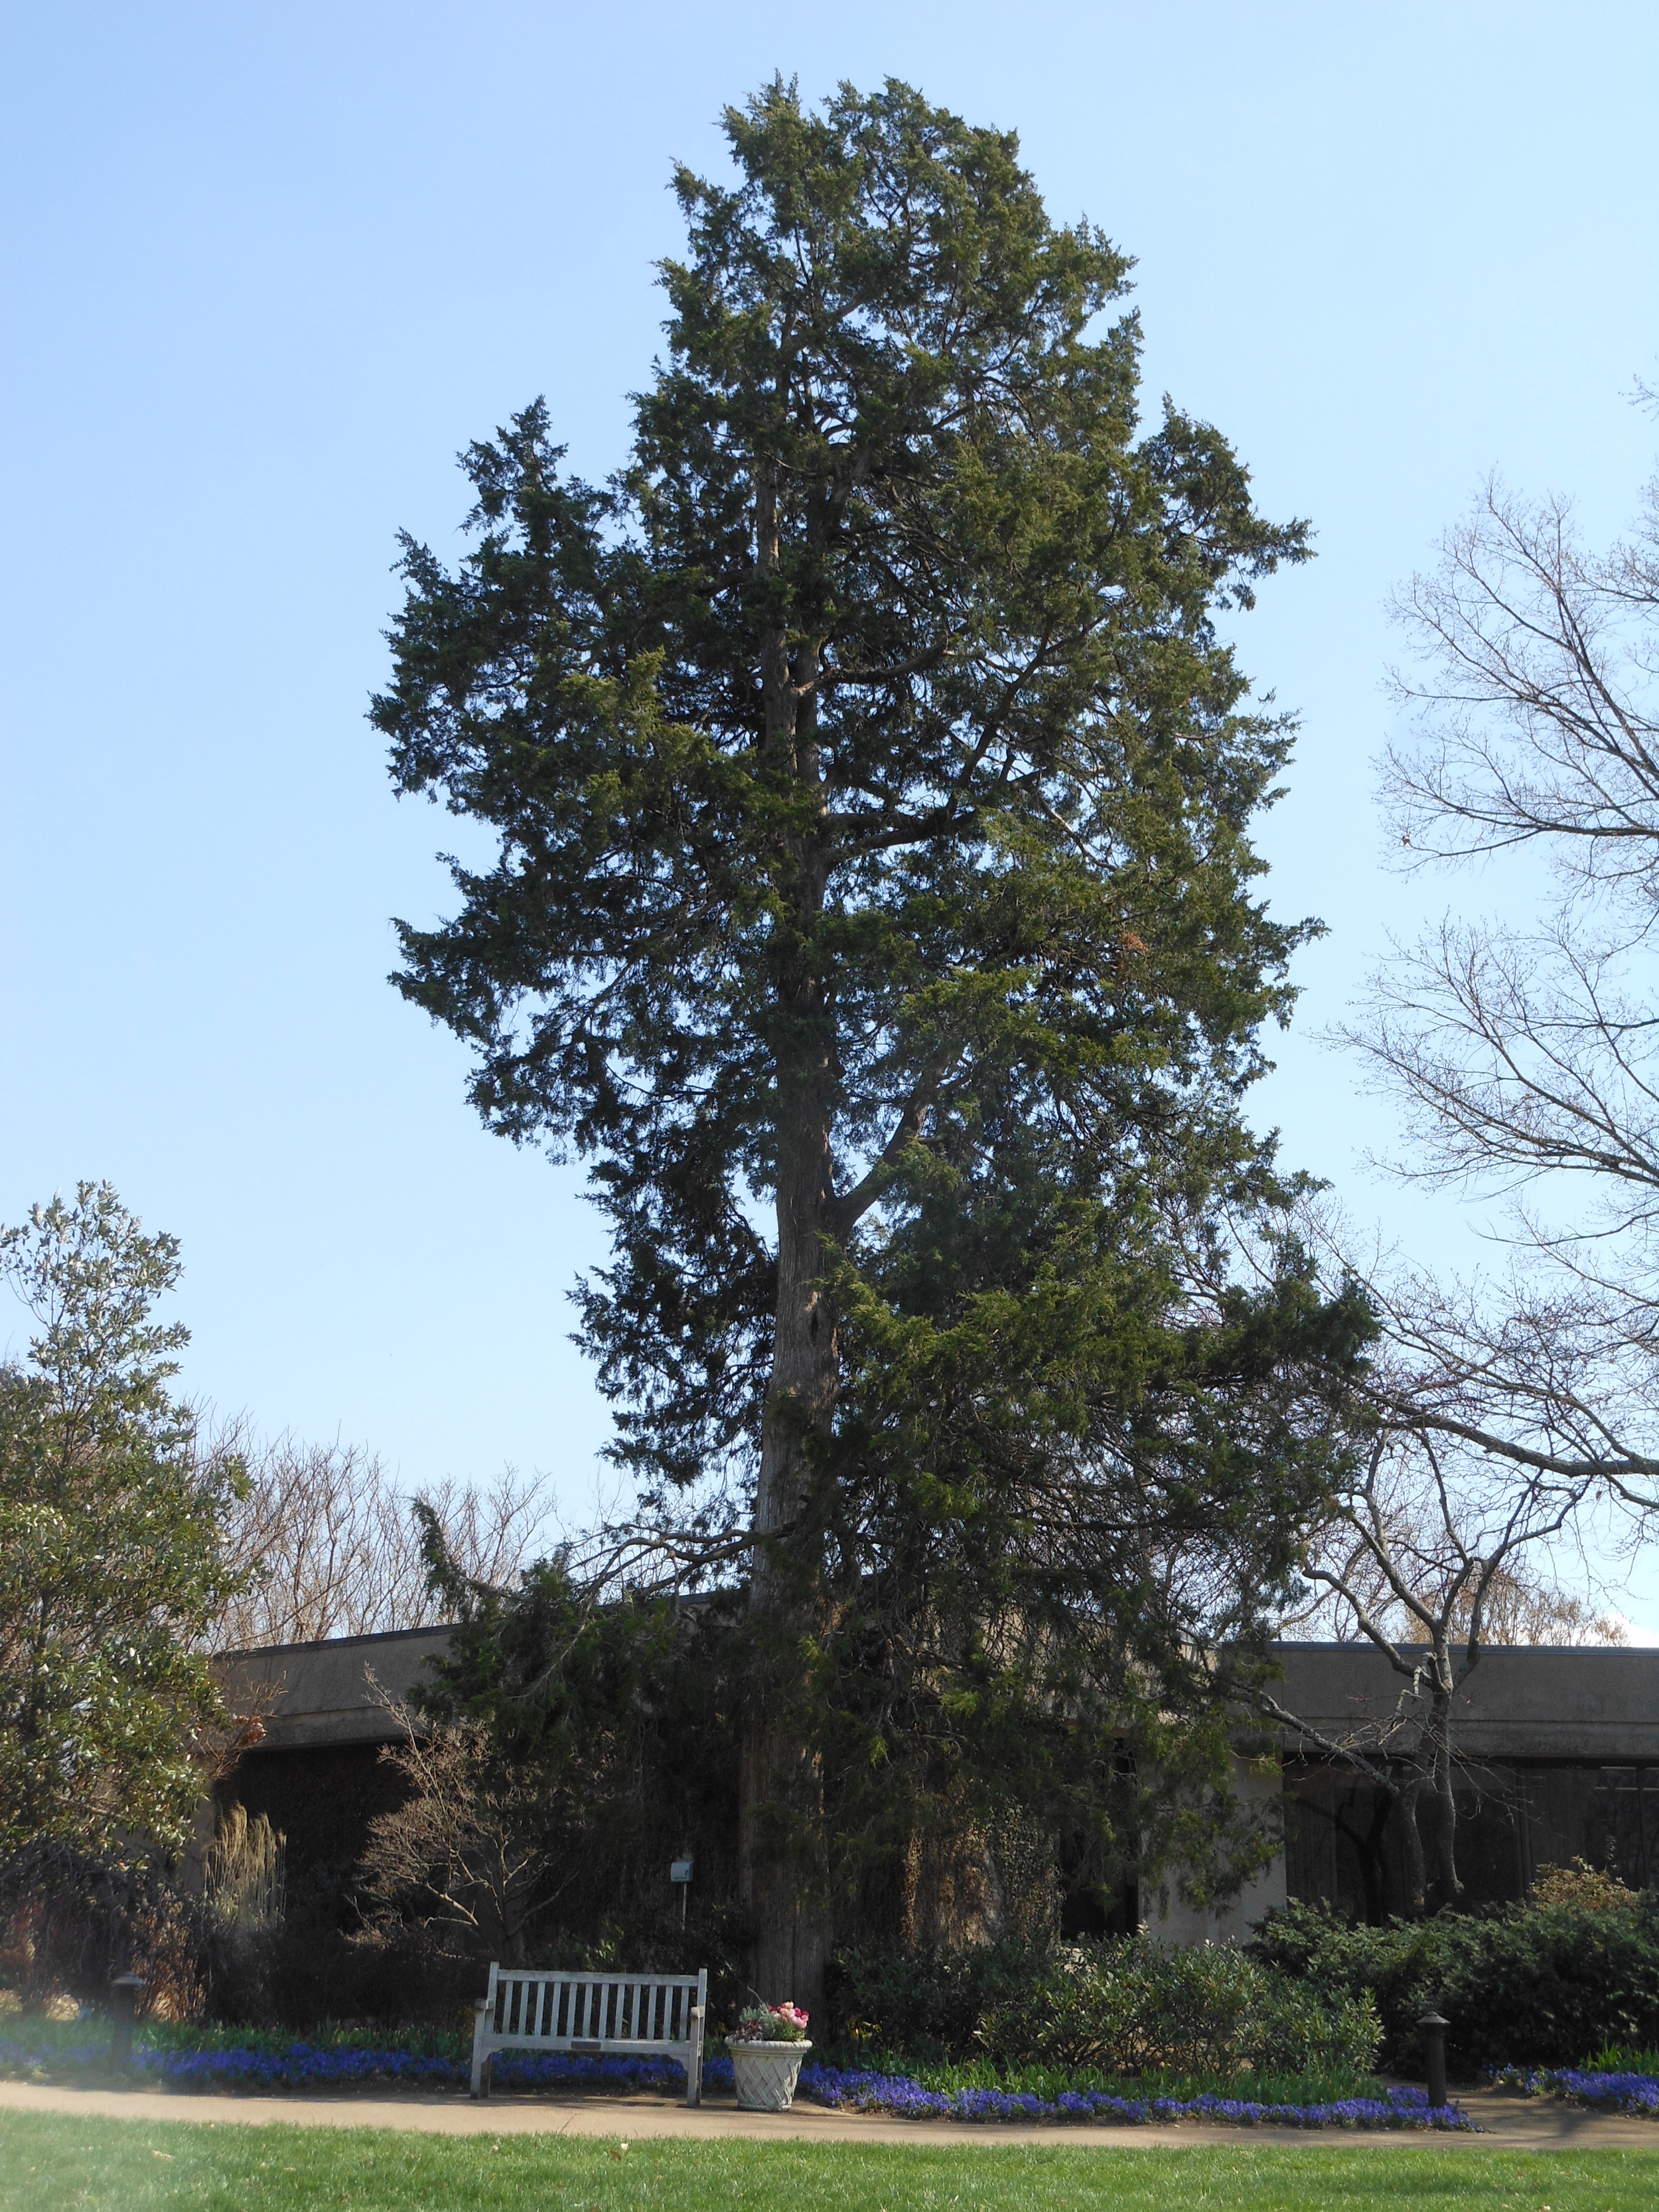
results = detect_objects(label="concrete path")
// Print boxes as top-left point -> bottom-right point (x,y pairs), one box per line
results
1,2078 -> 1656,2152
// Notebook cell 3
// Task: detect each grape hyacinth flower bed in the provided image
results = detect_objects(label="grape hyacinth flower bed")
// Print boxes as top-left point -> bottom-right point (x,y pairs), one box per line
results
0,2031 -> 1471,2127
794,2064 -> 1473,2129
0,2037 -> 687,2094
1492,2063 -> 1659,2115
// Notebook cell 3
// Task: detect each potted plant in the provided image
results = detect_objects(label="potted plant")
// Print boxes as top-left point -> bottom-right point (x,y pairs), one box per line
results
727,2002 -> 812,2110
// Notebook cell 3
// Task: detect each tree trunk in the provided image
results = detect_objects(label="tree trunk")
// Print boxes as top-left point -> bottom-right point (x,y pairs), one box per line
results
1429,1690 -> 1463,1905
1334,1787 -> 1394,1923
739,1718 -> 830,2019
1398,1774 -> 1429,1915
739,514 -> 837,2011
739,1081 -> 837,2020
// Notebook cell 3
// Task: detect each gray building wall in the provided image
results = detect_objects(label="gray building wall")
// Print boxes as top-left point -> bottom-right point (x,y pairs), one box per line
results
214,1632 -> 1659,1930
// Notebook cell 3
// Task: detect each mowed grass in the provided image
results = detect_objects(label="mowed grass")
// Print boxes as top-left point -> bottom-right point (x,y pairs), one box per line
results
1,2112 -> 1658,2212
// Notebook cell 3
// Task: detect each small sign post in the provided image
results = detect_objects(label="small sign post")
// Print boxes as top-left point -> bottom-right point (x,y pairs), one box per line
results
670,1856 -> 693,1930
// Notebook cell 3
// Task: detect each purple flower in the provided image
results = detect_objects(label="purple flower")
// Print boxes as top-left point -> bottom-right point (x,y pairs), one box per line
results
0,2036 -> 1473,2128
1496,2065 -> 1659,2115
792,2065 -> 1471,2130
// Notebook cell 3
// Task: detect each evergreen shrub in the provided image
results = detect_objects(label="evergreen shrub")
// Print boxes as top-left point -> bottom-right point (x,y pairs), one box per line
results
830,1937 -> 1380,2081
1248,1895 -> 1659,2075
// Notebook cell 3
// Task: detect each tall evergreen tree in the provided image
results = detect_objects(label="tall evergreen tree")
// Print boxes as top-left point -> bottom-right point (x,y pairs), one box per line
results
376,79 -> 1368,2006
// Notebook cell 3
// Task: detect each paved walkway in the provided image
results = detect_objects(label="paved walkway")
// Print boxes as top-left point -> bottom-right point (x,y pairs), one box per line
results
1,2078 -> 1656,2152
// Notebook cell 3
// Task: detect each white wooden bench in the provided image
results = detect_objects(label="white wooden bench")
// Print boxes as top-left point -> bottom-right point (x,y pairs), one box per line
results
470,1963 -> 707,2104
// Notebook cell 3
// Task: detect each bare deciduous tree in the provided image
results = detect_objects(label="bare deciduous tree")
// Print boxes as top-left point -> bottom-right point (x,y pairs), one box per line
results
353,1686 -> 547,1964
1341,466 -> 1659,1523
1271,1325 -> 1626,1908
1289,1467 -> 1626,1653
210,1432 -> 555,1649
1257,1164 -> 1646,1911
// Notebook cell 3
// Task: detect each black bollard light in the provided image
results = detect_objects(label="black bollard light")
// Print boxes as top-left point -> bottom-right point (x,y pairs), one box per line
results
1417,2011 -> 1449,2109
109,1974 -> 145,2072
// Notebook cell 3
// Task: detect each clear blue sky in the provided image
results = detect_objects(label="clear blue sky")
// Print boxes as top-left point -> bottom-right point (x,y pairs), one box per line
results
5,4 -> 1658,1595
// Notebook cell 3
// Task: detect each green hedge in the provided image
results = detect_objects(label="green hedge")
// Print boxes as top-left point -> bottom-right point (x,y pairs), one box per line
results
830,1939 -> 1035,2061
1248,1897 -> 1659,2075
830,1937 -> 1381,2081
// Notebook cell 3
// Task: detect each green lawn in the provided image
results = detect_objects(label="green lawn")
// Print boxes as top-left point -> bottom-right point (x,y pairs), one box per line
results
1,2112 -> 1656,2212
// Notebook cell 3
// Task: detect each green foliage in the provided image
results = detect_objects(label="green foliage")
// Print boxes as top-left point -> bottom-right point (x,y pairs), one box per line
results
830,1935 -> 1380,2082
374,73 -> 1371,1915
385,1536 -> 743,1984
981,1943 -> 1381,2081
0,1183 -> 247,1861
1249,1895 -> 1659,2073
892,2054 -> 1388,2106
818,1247 -> 1374,1912
1530,1860 -> 1642,1911
1588,2043 -> 1659,2075
830,1936 -> 1040,2057
733,2001 -> 810,2043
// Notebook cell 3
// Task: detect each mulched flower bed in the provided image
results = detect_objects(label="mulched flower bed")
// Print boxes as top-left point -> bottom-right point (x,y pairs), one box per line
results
0,2035 -> 1472,2127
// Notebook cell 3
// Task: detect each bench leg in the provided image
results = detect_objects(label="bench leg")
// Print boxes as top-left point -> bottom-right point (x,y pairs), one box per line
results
686,2006 -> 704,2108
470,2002 -> 492,2100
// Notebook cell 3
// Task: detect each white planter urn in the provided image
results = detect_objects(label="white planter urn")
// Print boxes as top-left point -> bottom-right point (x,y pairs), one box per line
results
730,2038 -> 812,2111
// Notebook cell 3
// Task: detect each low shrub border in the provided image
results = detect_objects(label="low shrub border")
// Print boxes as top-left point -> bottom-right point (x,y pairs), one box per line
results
0,2031 -> 1472,2128
1248,1895 -> 1659,2076
831,1935 -> 1383,2081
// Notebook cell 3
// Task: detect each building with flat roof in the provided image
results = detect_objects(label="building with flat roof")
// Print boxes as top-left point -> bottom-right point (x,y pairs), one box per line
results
214,1631 -> 1659,1935
215,1626 -> 451,1893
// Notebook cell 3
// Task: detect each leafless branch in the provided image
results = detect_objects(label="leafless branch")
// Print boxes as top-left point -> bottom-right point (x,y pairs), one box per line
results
210,1428 -> 557,1649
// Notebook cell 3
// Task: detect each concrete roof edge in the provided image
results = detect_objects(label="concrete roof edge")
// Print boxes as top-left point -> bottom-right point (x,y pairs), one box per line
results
212,1623 -> 458,1662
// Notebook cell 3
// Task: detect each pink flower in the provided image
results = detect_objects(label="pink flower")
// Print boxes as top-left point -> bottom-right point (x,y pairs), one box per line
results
729,2000 -> 810,2043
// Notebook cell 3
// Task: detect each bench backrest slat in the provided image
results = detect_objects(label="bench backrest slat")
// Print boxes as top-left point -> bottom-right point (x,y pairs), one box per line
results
485,1968 -> 702,2044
